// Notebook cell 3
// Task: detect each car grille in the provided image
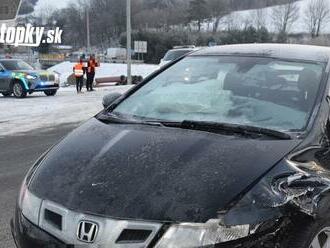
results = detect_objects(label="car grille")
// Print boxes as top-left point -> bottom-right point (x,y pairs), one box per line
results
39,74 -> 55,82
48,74 -> 55,81
38,200 -> 162,247
116,229 -> 152,243
44,209 -> 62,231
39,75 -> 48,81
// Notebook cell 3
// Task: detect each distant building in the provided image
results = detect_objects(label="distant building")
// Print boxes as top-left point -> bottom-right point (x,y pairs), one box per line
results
0,0 -> 21,54
0,0 -> 21,21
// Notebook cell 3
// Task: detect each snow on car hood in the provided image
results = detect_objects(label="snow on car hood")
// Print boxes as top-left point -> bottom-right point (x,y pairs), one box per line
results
29,118 -> 301,222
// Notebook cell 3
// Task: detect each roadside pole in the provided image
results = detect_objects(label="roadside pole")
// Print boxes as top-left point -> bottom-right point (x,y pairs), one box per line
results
126,0 -> 132,84
86,8 -> 91,53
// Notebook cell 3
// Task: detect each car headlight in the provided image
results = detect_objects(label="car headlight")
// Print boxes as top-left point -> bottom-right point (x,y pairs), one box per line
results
17,153 -> 47,226
155,219 -> 250,247
26,74 -> 37,80
53,71 -> 61,85
18,181 -> 42,226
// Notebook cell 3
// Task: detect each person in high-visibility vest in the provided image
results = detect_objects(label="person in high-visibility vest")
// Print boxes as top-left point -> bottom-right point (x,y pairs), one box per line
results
73,59 -> 85,94
86,55 -> 99,91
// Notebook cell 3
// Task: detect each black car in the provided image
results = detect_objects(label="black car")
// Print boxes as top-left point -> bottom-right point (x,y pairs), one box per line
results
11,44 -> 330,248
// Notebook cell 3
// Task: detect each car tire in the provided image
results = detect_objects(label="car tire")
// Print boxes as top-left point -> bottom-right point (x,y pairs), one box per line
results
12,81 -> 27,98
1,92 -> 11,97
282,214 -> 330,248
44,90 -> 57,96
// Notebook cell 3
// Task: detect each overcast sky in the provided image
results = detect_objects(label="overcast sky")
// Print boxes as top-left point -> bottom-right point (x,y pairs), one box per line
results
35,0 -> 70,11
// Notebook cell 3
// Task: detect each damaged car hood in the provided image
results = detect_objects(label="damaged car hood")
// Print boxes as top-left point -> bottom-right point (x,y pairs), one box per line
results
29,118 -> 301,222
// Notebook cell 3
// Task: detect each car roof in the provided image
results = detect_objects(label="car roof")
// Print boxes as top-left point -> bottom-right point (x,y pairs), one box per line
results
191,44 -> 330,63
168,48 -> 196,52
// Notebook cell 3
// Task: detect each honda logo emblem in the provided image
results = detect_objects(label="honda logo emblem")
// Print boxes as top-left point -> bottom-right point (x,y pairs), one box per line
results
77,221 -> 98,243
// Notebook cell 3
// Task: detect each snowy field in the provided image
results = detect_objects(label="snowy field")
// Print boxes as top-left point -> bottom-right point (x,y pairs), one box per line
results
0,86 -> 132,136
48,62 -> 159,85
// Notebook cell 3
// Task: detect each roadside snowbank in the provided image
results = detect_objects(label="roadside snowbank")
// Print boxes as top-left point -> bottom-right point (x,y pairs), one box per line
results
48,62 -> 158,85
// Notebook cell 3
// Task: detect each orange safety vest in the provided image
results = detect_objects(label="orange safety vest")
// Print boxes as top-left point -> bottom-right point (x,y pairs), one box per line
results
74,63 -> 84,77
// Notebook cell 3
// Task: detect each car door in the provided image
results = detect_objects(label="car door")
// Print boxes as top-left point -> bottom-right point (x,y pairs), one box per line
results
0,63 -> 11,91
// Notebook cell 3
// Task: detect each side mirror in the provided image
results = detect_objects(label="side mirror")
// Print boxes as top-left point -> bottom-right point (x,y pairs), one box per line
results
102,92 -> 122,108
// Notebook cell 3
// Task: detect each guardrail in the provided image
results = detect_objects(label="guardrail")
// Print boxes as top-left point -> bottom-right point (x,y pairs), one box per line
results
95,75 -> 143,87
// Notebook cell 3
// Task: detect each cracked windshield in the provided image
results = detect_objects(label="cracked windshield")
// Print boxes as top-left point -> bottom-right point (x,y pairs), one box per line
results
113,56 -> 324,131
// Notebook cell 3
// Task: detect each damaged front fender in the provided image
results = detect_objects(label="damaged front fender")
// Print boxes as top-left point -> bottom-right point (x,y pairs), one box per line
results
223,155 -> 330,226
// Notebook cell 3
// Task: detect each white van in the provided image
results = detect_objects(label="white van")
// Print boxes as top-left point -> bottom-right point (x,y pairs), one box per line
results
106,48 -> 127,60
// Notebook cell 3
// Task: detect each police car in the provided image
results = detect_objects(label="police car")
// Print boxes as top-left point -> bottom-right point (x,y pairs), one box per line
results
0,59 -> 59,98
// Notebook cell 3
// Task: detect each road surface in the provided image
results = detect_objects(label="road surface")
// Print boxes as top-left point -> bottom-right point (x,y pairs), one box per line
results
0,85 -> 132,247
0,124 -> 78,248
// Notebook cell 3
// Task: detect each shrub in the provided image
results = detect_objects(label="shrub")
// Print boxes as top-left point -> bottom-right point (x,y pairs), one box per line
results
120,27 -> 272,64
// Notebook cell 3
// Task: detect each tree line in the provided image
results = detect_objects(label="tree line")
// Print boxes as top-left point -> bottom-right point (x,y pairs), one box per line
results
18,0 -> 330,62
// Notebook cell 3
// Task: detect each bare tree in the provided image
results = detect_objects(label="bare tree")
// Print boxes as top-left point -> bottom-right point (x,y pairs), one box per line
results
250,8 -> 268,30
187,0 -> 210,32
304,0 -> 330,38
271,0 -> 299,34
33,2 -> 58,25
224,12 -> 243,31
207,0 -> 229,33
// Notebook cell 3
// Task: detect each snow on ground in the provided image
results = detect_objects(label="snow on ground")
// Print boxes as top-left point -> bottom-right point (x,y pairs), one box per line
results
48,62 -> 159,85
0,86 -> 132,136
0,62 -> 158,136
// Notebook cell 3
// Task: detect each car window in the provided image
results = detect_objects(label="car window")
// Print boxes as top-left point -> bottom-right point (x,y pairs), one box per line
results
163,50 -> 193,61
112,56 -> 324,132
1,60 -> 34,70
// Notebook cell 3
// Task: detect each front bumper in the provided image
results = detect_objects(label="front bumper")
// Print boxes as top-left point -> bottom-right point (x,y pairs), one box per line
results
31,86 -> 59,92
11,207 -> 67,248
11,199 -> 163,248
27,80 -> 59,92
11,203 -> 283,248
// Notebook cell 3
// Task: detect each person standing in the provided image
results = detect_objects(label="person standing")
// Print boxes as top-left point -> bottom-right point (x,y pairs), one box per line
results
86,55 -> 99,91
73,59 -> 85,94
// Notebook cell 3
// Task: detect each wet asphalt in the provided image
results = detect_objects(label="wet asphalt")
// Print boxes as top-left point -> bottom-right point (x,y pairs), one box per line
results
0,123 -> 78,248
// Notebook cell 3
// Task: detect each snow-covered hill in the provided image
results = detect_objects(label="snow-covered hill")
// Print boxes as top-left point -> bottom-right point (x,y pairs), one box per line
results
33,0 -> 68,14
206,0 -> 330,34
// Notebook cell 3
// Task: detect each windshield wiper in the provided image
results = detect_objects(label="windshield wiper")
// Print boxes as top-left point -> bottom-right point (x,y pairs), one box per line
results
162,120 -> 292,140
97,113 -> 164,127
98,114 -> 291,140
